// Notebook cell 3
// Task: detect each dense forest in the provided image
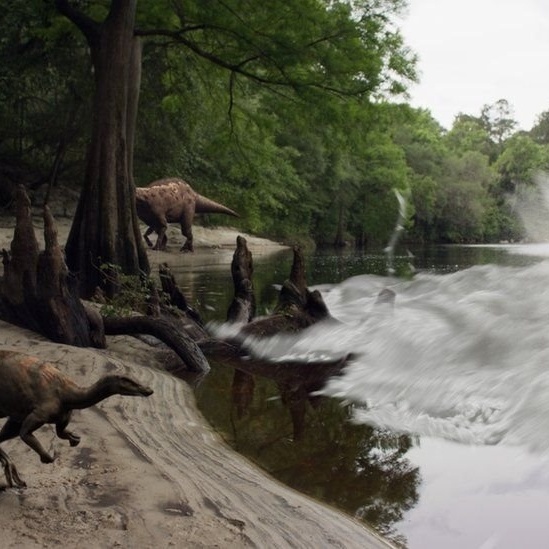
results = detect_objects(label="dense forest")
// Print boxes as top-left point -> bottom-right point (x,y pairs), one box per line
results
2,0 -> 549,255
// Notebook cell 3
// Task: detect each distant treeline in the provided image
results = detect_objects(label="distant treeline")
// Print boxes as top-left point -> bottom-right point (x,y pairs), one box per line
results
2,2 -> 549,247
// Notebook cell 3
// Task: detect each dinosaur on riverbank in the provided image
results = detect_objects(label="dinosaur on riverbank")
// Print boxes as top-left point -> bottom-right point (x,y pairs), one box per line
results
135,178 -> 239,252
0,350 -> 153,488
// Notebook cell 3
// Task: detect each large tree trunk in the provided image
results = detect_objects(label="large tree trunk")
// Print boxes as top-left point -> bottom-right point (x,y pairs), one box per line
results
57,0 -> 149,298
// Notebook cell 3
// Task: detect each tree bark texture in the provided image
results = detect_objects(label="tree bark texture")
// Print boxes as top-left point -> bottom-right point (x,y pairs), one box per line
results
60,0 -> 149,298
226,236 -> 255,323
158,263 -> 204,330
0,186 -> 99,346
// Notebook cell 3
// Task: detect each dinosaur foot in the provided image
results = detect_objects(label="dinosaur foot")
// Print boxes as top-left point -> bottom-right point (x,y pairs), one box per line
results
4,463 -> 26,489
69,434 -> 81,447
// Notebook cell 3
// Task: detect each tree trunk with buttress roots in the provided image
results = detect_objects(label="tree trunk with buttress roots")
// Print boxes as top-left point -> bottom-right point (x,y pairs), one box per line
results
56,0 -> 149,298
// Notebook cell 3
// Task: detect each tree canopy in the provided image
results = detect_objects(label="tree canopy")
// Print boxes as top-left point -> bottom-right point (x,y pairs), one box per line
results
2,0 -> 549,286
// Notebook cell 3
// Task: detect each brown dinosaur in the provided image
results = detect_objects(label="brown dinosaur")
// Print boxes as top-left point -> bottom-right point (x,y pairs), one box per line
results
135,178 -> 238,252
0,350 -> 153,488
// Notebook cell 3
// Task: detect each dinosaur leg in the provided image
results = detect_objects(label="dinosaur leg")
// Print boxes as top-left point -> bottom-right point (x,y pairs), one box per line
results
180,219 -> 194,252
0,419 -> 26,488
143,227 -> 154,247
153,230 -> 168,250
0,417 -> 21,443
56,416 -> 80,447
19,414 -> 54,464
153,220 -> 168,251
0,447 -> 26,488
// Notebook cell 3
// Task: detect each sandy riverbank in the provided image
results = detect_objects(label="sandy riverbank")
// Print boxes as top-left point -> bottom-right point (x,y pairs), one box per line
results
0,210 -> 391,548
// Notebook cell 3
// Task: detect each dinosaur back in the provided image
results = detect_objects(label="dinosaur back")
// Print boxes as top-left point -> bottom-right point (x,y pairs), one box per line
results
135,179 -> 197,225
137,177 -> 238,218
0,350 -> 69,419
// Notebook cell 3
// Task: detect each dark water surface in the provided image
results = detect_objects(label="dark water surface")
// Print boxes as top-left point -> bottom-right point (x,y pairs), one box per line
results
167,243 -> 549,548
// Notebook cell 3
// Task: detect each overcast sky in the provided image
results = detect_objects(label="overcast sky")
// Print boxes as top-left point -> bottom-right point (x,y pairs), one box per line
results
397,0 -> 549,131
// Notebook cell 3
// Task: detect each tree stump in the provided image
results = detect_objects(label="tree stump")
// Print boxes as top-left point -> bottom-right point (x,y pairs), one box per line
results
158,262 -> 203,326
0,185 -> 210,373
199,242 -> 349,437
0,185 -> 98,346
226,236 -> 256,416
226,236 -> 255,323
239,246 -> 331,338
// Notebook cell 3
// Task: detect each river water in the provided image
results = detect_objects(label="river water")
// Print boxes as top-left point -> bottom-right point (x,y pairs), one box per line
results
169,242 -> 549,548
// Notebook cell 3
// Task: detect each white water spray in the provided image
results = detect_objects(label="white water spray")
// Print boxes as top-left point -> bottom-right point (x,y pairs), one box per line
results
384,189 -> 407,275
241,261 -> 549,454
219,177 -> 549,455
513,171 -> 549,242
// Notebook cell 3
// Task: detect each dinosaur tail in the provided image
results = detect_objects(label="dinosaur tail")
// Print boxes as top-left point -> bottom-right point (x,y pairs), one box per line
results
195,194 -> 239,217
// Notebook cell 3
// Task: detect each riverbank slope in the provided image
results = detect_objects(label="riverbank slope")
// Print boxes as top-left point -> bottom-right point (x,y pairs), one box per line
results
0,212 -> 391,548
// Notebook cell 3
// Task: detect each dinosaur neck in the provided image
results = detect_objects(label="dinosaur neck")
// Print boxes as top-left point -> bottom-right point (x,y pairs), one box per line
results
63,377 -> 120,410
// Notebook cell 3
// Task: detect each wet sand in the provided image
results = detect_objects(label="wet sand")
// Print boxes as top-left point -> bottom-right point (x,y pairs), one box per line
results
0,214 -> 391,548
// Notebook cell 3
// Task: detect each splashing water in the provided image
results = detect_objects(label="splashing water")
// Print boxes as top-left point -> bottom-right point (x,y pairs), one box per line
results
384,188 -> 407,276
215,175 -> 549,456
514,171 -> 549,242
238,258 -> 549,455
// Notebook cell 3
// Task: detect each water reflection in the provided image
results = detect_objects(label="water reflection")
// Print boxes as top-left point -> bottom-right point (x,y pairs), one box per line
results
175,243 -> 544,547
196,356 -> 420,546
168,245 -> 537,323
187,245 -> 421,545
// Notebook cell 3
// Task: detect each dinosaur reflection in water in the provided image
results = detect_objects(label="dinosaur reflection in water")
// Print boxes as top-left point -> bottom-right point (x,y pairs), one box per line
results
219,345 -> 351,441
200,350 -> 419,547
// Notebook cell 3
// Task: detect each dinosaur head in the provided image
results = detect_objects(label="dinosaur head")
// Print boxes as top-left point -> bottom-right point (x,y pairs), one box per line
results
111,375 -> 154,397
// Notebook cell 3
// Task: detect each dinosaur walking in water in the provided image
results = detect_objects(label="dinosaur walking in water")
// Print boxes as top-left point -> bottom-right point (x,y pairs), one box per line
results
0,350 -> 153,488
135,178 -> 239,252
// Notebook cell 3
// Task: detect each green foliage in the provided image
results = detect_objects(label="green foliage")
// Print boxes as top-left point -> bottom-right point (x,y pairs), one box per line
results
392,108 -> 446,241
493,134 -> 549,193
97,263 -> 153,317
0,1 -> 91,185
3,1 -> 549,249
434,152 -> 496,242
348,133 -> 411,246
529,111 -> 549,144
480,99 -> 518,146
131,0 -> 418,245
393,102 -> 549,244
444,114 -> 493,157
